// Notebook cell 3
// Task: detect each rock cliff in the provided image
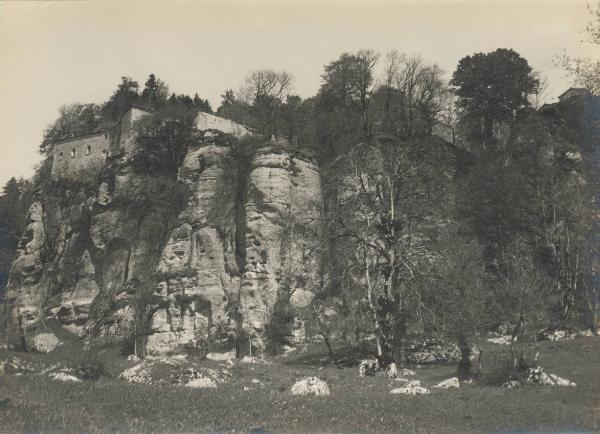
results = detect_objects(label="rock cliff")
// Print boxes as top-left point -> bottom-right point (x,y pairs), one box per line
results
4,112 -> 323,356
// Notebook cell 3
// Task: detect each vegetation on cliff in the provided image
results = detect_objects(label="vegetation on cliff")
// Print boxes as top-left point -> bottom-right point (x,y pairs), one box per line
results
2,5 -> 600,383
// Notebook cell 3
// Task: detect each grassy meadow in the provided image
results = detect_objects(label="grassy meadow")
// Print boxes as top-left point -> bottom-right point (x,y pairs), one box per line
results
0,335 -> 599,433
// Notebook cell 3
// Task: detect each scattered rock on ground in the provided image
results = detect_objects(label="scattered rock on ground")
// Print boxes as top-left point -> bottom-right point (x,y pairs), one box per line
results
487,335 -> 512,345
433,377 -> 460,389
539,329 -> 598,341
119,363 -> 152,384
290,377 -> 330,396
359,359 -> 379,377
406,338 -> 461,364
126,354 -> 140,362
385,362 -> 398,378
282,345 -> 296,354
539,330 -> 577,341
526,366 -> 576,386
185,377 -> 217,389
50,372 -> 82,382
31,333 -> 60,353
239,356 -> 268,364
390,380 -> 430,395
503,380 -> 521,389
206,350 -> 236,361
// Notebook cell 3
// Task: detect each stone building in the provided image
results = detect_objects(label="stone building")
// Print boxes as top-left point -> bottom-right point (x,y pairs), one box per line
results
51,106 -> 153,181
194,111 -> 253,138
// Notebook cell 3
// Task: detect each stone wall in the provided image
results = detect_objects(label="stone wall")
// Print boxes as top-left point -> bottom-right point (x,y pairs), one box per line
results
195,112 -> 253,138
119,106 -> 152,154
51,133 -> 110,182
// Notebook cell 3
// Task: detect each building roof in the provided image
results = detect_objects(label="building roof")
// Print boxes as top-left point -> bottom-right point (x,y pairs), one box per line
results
558,87 -> 588,101
124,104 -> 154,114
49,104 -> 154,147
51,130 -> 109,147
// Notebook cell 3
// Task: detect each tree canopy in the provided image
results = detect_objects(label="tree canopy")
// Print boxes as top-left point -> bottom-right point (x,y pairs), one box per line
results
451,48 -> 539,148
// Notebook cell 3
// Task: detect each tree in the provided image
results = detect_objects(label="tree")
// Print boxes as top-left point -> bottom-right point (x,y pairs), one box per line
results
132,104 -> 200,175
556,2 -> 600,95
372,51 -> 450,137
101,76 -> 140,122
0,178 -> 33,297
192,93 -> 212,113
239,69 -> 294,136
314,50 -> 379,163
40,103 -> 101,154
424,235 -> 491,378
497,240 -> 559,369
331,135 -> 453,365
318,50 -> 378,134
451,49 -> 539,149
217,89 -> 253,127
140,74 -> 169,107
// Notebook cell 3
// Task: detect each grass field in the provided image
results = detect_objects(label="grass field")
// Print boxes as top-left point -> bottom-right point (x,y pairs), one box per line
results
1,335 -> 599,433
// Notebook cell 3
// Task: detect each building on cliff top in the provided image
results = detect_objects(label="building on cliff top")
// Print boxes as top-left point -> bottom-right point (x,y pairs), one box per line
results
51,106 -> 152,181
51,107 -> 253,182
194,111 -> 253,138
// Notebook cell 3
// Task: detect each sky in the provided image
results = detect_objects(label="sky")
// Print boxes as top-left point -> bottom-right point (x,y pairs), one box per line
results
0,0 -> 598,187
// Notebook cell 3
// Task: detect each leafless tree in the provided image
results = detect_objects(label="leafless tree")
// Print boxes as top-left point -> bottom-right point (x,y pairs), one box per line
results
239,69 -> 294,136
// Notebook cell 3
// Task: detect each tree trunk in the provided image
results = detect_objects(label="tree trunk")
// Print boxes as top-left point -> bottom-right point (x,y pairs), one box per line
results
393,310 -> 407,368
322,333 -> 335,360
456,334 -> 473,379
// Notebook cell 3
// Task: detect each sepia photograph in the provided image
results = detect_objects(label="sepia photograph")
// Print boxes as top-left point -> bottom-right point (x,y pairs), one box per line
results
0,0 -> 599,432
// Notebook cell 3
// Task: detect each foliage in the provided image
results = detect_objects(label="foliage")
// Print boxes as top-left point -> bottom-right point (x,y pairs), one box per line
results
100,76 -> 141,123
556,2 -> 600,95
314,50 -> 378,161
328,135 -> 453,364
140,74 -> 169,107
0,178 -> 33,295
131,104 -> 201,175
264,295 -> 295,354
40,103 -> 102,154
496,240 -> 561,368
451,48 -> 539,148
371,51 -> 451,137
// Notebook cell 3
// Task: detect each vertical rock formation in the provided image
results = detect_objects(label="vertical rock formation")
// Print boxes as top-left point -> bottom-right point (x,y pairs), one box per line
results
239,142 -> 322,352
5,110 -> 324,356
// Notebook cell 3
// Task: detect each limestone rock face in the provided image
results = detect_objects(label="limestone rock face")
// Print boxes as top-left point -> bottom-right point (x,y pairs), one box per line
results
5,202 -> 47,331
146,143 -> 240,354
239,144 -> 322,352
6,114 -> 323,356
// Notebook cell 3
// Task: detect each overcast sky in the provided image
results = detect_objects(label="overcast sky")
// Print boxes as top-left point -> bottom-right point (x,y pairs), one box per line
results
0,0 -> 597,187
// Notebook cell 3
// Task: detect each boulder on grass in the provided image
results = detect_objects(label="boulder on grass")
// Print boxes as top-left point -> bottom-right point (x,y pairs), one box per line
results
32,333 -> 60,353
358,359 -> 379,377
526,366 -> 576,387
385,363 -> 398,378
433,377 -> 460,389
290,377 -> 330,396
50,372 -> 81,382
186,377 -> 217,389
390,380 -> 430,395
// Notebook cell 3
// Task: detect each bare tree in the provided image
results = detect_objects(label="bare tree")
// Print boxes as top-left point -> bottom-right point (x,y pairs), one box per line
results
377,52 -> 450,137
555,3 -> 600,95
498,239 -> 559,369
424,234 -> 491,378
330,135 -> 451,365
239,69 -> 294,136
